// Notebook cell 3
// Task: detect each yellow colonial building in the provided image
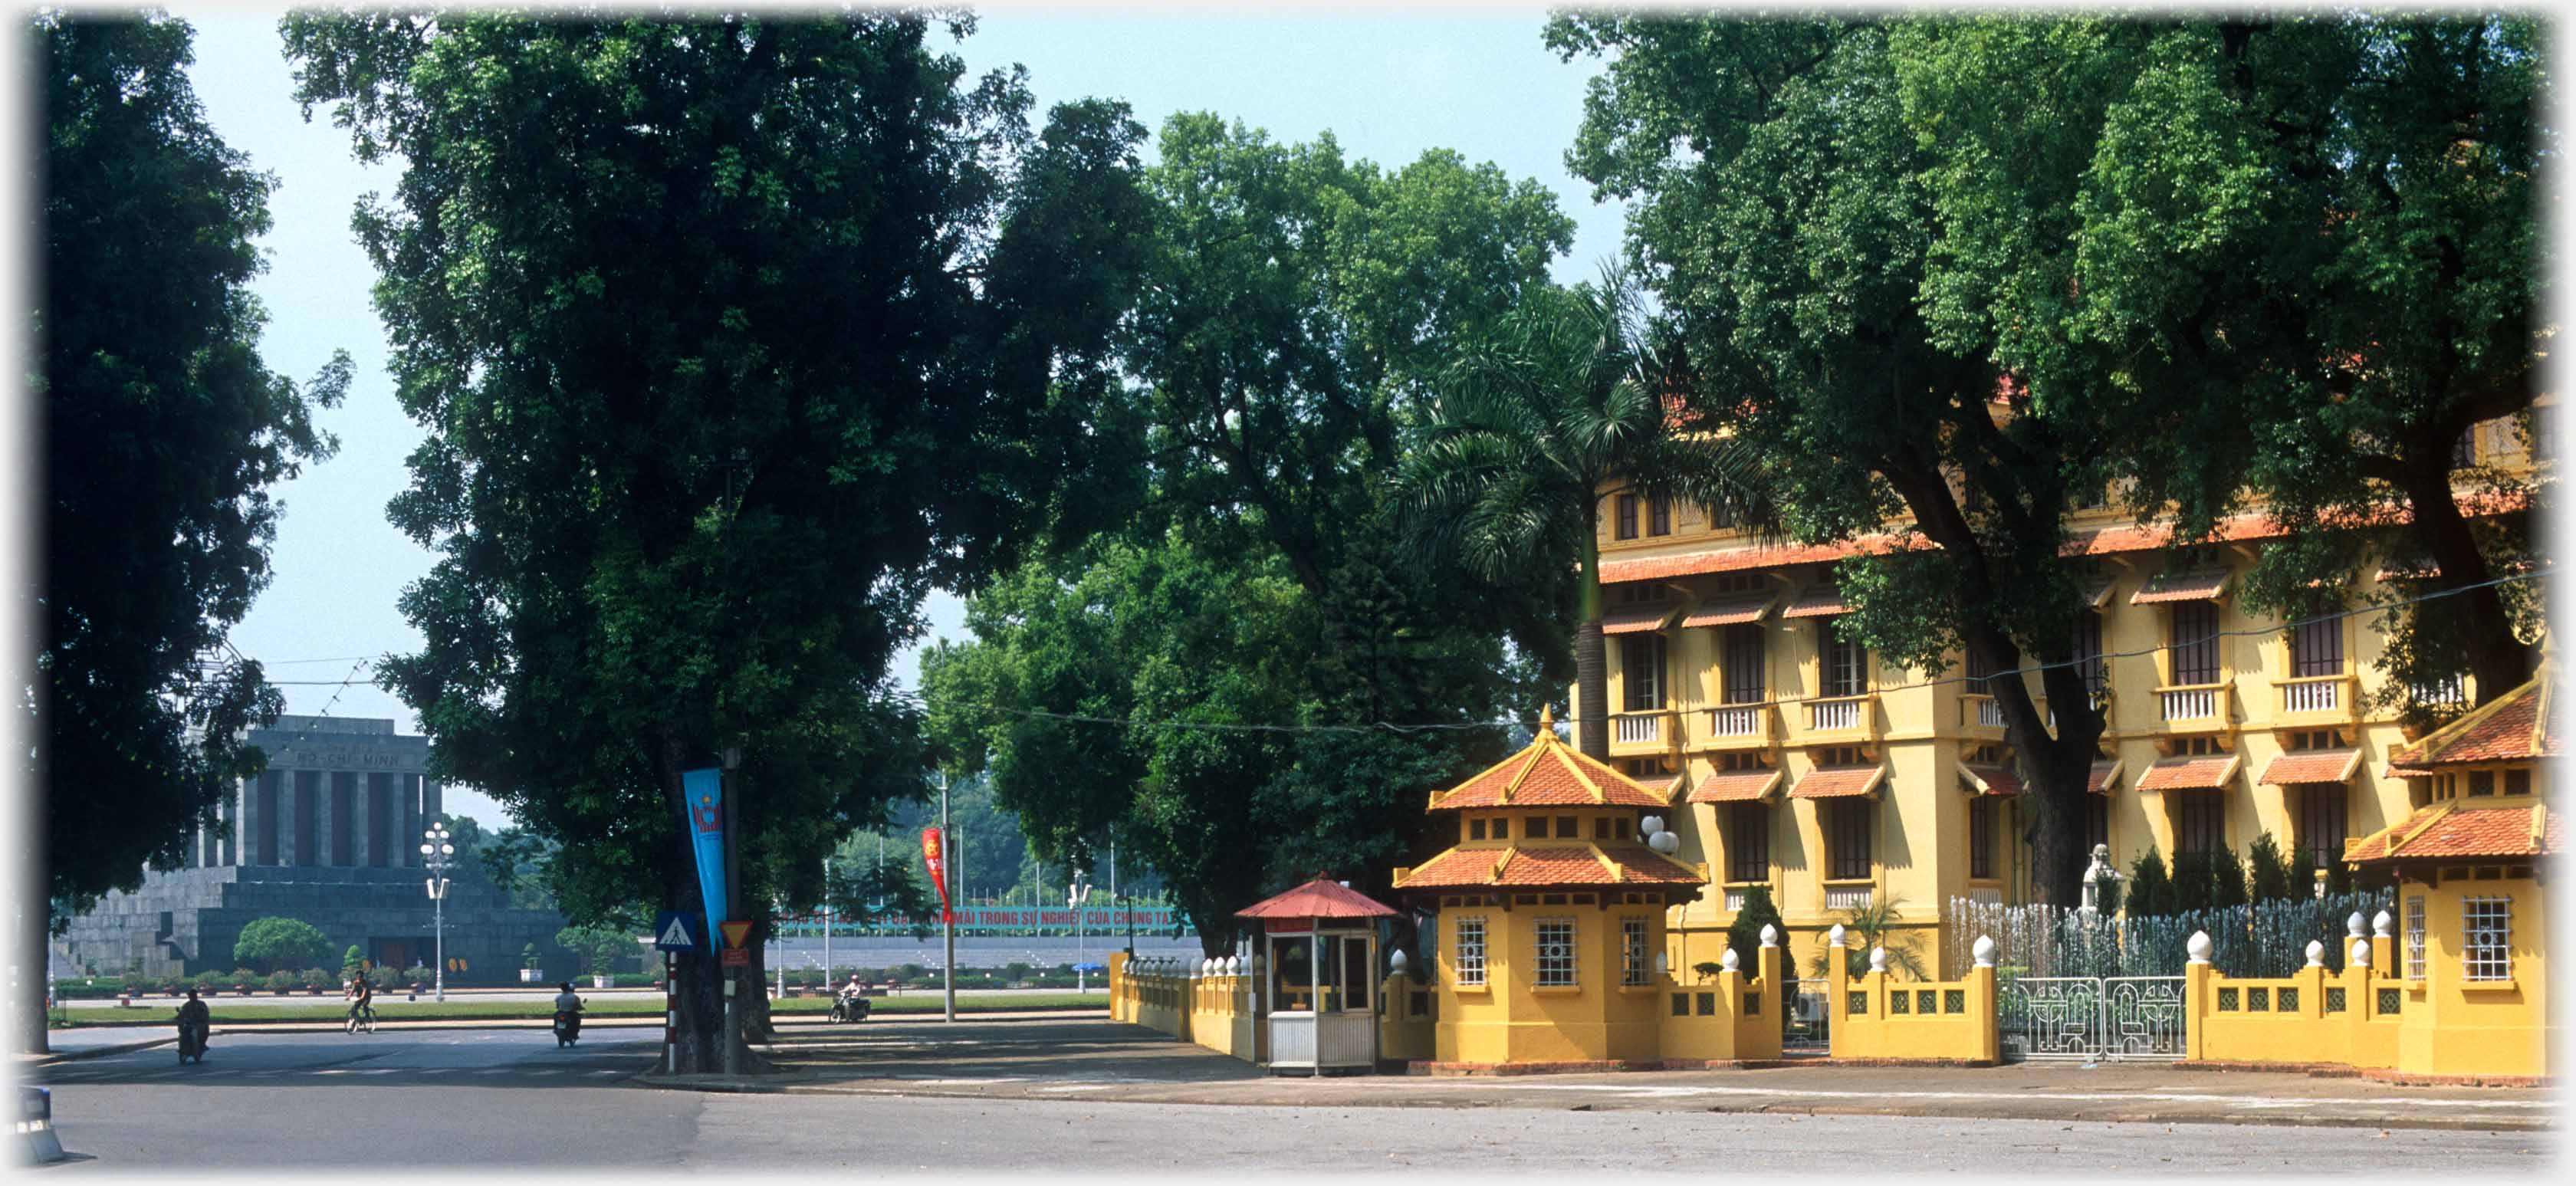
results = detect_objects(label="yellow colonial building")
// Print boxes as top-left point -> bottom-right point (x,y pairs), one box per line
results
1579,418 -> 2548,977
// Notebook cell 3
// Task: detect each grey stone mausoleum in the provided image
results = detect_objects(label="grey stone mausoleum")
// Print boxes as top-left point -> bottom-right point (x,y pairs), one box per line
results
57,716 -> 576,981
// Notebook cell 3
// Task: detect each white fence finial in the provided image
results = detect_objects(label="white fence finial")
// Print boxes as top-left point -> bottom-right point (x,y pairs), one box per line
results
2350,938 -> 2371,969
1829,924 -> 1848,949
1720,948 -> 1740,974
1868,945 -> 1888,974
1972,935 -> 1996,968
2186,930 -> 2213,965
1760,924 -> 1779,948
2305,940 -> 2325,968
2347,911 -> 2367,939
2373,909 -> 2394,939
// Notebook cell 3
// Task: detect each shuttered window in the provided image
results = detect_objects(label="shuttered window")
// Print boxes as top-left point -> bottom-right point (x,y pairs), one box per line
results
2168,602 -> 2220,685
1620,634 -> 1666,711
1722,623 -> 1766,705
1727,803 -> 1770,883
1821,621 -> 1868,698
2290,616 -> 2344,677
1827,800 -> 1872,880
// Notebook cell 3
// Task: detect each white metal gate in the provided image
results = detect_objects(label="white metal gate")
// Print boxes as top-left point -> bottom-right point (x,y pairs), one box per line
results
1998,975 -> 2187,1062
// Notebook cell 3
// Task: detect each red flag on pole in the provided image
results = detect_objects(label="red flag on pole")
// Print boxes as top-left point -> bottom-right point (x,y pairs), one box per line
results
920,827 -> 954,924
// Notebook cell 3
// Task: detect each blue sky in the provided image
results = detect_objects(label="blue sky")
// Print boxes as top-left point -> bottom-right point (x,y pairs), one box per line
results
183,8 -> 1625,828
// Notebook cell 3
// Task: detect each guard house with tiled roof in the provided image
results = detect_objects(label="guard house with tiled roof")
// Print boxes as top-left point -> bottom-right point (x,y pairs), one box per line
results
2340,672 -> 2559,1077
1392,707 -> 1708,1066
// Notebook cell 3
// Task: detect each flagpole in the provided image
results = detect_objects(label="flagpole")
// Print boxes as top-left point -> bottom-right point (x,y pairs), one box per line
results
940,769 -> 955,1023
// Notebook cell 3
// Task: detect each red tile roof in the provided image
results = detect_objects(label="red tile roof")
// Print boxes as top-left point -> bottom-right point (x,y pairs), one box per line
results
1636,773 -> 1684,797
1428,723 -> 1673,811
1960,764 -> 2022,797
2258,748 -> 2363,786
2088,760 -> 2121,796
1789,764 -> 1885,800
1687,769 -> 1782,803
2137,754 -> 2240,792
1781,586 -> 1852,619
1234,876 -> 1398,920
1600,603 -> 1676,636
1680,596 -> 1774,628
1395,844 -> 1703,890
2131,569 -> 2231,605
1596,492 -> 2529,589
2388,675 -> 2558,767
2345,803 -> 2563,865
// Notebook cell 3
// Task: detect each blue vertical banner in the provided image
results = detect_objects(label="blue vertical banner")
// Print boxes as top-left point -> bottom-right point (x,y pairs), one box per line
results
684,767 -> 728,945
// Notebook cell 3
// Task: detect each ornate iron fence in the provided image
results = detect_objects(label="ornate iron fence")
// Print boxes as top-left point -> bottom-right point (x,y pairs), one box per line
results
1996,974 -> 2187,1062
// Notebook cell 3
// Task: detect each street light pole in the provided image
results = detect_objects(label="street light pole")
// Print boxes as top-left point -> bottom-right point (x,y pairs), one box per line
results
420,823 -> 455,1003
822,858 -> 832,983
939,769 -> 955,1023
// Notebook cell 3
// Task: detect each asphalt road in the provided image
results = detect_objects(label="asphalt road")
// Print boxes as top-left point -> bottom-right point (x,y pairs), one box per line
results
25,1027 -> 2558,1172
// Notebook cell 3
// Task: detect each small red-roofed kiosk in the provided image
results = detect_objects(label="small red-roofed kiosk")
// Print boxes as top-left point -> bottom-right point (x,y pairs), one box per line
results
1235,876 -> 1397,1075
1392,706 -> 1708,1068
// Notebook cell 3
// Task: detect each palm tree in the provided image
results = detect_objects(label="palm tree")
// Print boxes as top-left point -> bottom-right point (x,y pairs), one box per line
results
1401,263 -> 1767,760
1806,895 -> 1934,982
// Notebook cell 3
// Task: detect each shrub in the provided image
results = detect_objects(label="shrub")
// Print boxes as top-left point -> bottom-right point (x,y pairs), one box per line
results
264,970 -> 296,992
342,945 -> 366,976
1004,961 -> 1033,984
1806,897 -> 1930,981
2246,833 -> 2295,903
228,968 -> 258,987
2207,846 -> 2249,910
1726,885 -> 1787,973
192,971 -> 225,993
233,917 -> 333,974
2126,848 -> 2172,918
557,924 -> 636,977
301,967 -> 330,988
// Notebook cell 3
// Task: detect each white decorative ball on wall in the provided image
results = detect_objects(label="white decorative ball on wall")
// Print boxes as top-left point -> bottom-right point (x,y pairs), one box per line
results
1720,948 -> 1740,973
2305,940 -> 2325,968
1868,946 -> 1888,974
1388,950 -> 1408,974
2374,910 -> 2394,939
1972,935 -> 1997,968
1760,924 -> 1779,948
2186,930 -> 2214,964
1829,924 -> 1847,948
2348,911 -> 2368,938
2351,938 -> 2372,968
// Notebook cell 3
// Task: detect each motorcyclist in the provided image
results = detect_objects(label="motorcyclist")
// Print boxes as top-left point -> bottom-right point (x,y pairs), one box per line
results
833,973 -> 870,1021
345,970 -> 374,1025
176,987 -> 211,1062
553,981 -> 583,1042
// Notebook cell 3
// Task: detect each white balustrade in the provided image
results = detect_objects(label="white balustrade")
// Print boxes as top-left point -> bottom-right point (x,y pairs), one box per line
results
1975,696 -> 2006,729
2160,686 -> 2217,722
1809,698 -> 1862,732
1823,884 -> 1875,911
2282,678 -> 2341,714
2412,677 -> 2467,707
1709,705 -> 1762,738
1614,713 -> 1664,745
1723,887 -> 1747,912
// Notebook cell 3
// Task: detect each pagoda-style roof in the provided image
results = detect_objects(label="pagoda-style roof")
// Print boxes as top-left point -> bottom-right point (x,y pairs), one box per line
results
2388,673 -> 2559,769
1425,707 -> 1675,812
1234,876 -> 1398,921
1393,843 -> 1703,893
2344,803 -> 2563,866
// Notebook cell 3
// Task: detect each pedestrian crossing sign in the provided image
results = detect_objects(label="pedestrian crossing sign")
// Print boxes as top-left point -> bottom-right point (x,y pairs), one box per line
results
652,911 -> 703,952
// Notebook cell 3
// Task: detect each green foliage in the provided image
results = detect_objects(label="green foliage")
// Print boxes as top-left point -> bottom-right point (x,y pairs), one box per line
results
263,970 -> 295,991
521,944 -> 540,971
2288,843 -> 2319,904
341,945 -> 365,976
281,11 -> 1158,1063
555,925 -> 636,978
2207,847 -> 2250,912
827,857 -> 941,942
2126,848 -> 2173,919
1725,885 -> 1787,974
2246,833 -> 2295,904
1806,897 -> 1931,981
232,918 -> 332,974
1401,265 -> 1769,757
925,115 -> 1572,952
300,968 -> 330,988
33,12 -> 348,935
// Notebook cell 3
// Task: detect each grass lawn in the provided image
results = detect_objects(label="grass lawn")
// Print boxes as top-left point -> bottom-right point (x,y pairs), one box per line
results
63,991 -> 1106,1027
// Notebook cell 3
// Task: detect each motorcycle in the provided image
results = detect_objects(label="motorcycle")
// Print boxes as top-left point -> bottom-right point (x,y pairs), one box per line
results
553,1009 -> 581,1048
176,1017 -> 208,1065
829,993 -> 870,1023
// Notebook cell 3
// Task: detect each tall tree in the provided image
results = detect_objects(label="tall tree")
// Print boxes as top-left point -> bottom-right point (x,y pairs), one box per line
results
28,12 -> 347,1051
925,117 -> 1573,951
2052,14 -> 2549,720
1550,15 -> 2131,905
285,10 -> 1152,1070
1401,264 -> 1767,761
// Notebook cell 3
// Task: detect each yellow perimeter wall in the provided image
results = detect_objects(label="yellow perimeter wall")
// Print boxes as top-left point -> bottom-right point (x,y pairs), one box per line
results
2186,876 -> 2551,1079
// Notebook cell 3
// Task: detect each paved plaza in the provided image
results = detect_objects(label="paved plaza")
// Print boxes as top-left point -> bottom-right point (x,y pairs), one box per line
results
25,1015 -> 2560,1172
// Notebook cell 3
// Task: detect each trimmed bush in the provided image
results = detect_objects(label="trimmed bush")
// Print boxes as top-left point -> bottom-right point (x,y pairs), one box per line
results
234,917 -> 334,974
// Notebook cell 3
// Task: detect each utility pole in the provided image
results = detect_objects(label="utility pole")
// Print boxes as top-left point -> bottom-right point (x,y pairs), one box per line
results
721,743 -> 743,1078
940,769 -> 955,1023
821,857 -> 832,983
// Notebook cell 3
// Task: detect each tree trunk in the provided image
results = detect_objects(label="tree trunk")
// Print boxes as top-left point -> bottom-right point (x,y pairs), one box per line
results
656,731 -> 757,1075
2399,455 -> 2533,705
18,902 -> 52,1055
1575,505 -> 1610,761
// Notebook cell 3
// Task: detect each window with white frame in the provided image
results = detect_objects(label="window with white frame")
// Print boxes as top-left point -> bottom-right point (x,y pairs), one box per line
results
2463,896 -> 2512,981
2404,895 -> 2426,981
1453,915 -> 1487,987
1620,918 -> 1650,986
1536,918 -> 1578,987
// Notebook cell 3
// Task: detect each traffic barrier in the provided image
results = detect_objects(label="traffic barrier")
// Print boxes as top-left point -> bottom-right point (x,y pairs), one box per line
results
19,1086 -> 63,1165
